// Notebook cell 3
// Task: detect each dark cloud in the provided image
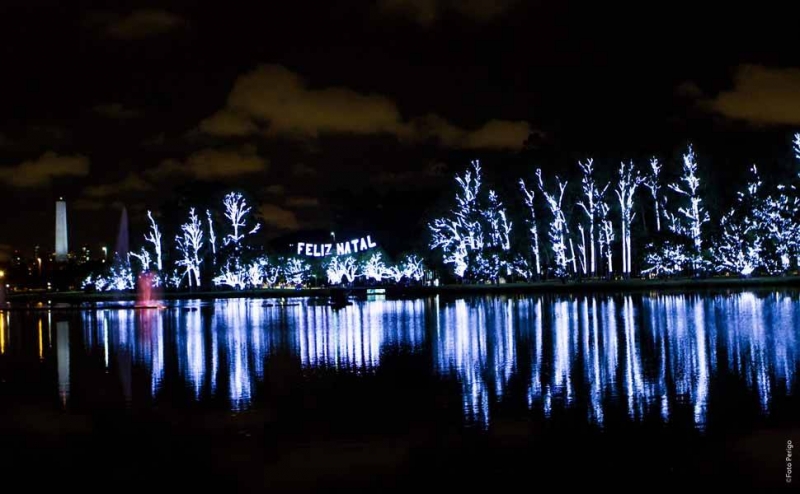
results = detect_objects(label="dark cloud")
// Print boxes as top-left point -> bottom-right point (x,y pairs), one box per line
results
378,0 -> 518,26
259,204 -> 299,230
147,145 -> 268,180
264,184 -> 286,196
104,9 -> 188,40
142,133 -> 166,147
291,163 -> 317,177
373,160 -> 448,185
0,152 -> 89,187
93,103 -> 142,119
73,198 -> 105,211
412,114 -> 531,150
84,173 -> 153,198
198,110 -> 258,137
199,64 -> 531,150
28,126 -> 70,146
285,196 -> 320,208
675,81 -> 703,98
212,64 -> 405,137
423,161 -> 447,177
701,65 -> 800,125
0,243 -> 12,262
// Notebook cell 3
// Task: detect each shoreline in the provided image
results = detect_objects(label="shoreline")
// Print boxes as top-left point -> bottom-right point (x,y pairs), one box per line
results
5,275 -> 800,304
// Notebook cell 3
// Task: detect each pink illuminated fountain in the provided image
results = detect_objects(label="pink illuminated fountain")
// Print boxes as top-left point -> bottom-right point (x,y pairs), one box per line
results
135,272 -> 163,309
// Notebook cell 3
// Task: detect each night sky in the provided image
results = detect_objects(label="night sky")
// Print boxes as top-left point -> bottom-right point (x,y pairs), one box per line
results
2,1 -> 800,258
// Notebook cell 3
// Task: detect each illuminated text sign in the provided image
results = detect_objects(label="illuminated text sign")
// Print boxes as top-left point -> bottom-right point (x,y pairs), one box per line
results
297,235 -> 378,257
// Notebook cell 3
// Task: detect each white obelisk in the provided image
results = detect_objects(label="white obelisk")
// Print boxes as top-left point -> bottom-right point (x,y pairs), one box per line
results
55,197 -> 68,262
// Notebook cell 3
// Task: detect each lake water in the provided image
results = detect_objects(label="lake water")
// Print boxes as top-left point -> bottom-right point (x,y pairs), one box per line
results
2,290 -> 799,490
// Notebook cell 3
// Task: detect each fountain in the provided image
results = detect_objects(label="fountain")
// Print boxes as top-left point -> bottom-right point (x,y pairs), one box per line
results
135,272 -> 164,309
115,206 -> 130,258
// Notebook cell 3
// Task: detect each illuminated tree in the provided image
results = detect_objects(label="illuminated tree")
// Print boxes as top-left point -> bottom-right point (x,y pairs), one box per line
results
668,146 -> 709,273
82,255 -> 135,291
518,178 -> 542,277
475,189 -> 513,282
326,256 -> 358,285
576,159 -> 608,276
429,160 -> 484,279
536,168 -> 570,278
615,161 -> 641,277
176,208 -> 203,288
144,210 -> 163,271
222,192 -> 261,250
758,186 -> 800,273
483,190 -> 512,251
643,241 -> 688,277
386,264 -> 405,283
384,254 -> 425,283
362,252 -> 389,282
715,211 -> 762,276
282,258 -> 310,286
643,158 -> 664,232
129,247 -> 152,272
576,224 -> 587,275
212,260 -> 247,290
511,255 -> 532,280
400,254 -> 425,281
257,257 -> 281,287
713,165 -> 765,276
207,209 -> 217,261
246,259 -> 266,287
598,202 -> 614,275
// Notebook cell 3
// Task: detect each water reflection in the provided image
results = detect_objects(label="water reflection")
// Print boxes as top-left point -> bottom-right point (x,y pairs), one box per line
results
1,291 -> 798,430
56,321 -> 69,405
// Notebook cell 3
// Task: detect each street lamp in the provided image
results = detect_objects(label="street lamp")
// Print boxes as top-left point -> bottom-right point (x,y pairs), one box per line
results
330,231 -> 336,244
102,246 -> 108,262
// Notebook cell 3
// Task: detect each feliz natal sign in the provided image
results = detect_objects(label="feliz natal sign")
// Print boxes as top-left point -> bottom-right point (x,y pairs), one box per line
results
296,236 -> 378,257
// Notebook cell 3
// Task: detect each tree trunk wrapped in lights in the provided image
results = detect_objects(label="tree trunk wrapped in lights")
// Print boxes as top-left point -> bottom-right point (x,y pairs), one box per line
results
429,160 -> 484,279
477,189 -> 513,282
615,161 -> 641,277
667,146 -> 709,274
144,210 -> 163,272
713,165 -> 765,276
577,159 -> 608,276
598,202 -> 614,276
362,252 -> 389,282
518,178 -> 542,277
176,208 -> 203,288
326,256 -> 358,285
207,209 -> 217,262
535,168 -> 570,278
643,158 -> 664,233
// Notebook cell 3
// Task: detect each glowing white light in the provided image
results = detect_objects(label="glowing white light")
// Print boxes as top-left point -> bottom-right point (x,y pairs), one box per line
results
144,210 -> 163,271
667,146 -> 709,273
326,256 -> 358,285
535,168 -> 570,278
175,208 -> 204,288
222,192 -> 259,249
576,159 -> 609,276
518,178 -> 542,277
282,257 -> 310,286
362,252 -> 389,282
615,161 -> 642,276
644,157 -> 664,232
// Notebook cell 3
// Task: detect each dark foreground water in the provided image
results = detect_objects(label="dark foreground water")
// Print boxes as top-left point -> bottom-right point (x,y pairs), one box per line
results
2,291 -> 799,490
